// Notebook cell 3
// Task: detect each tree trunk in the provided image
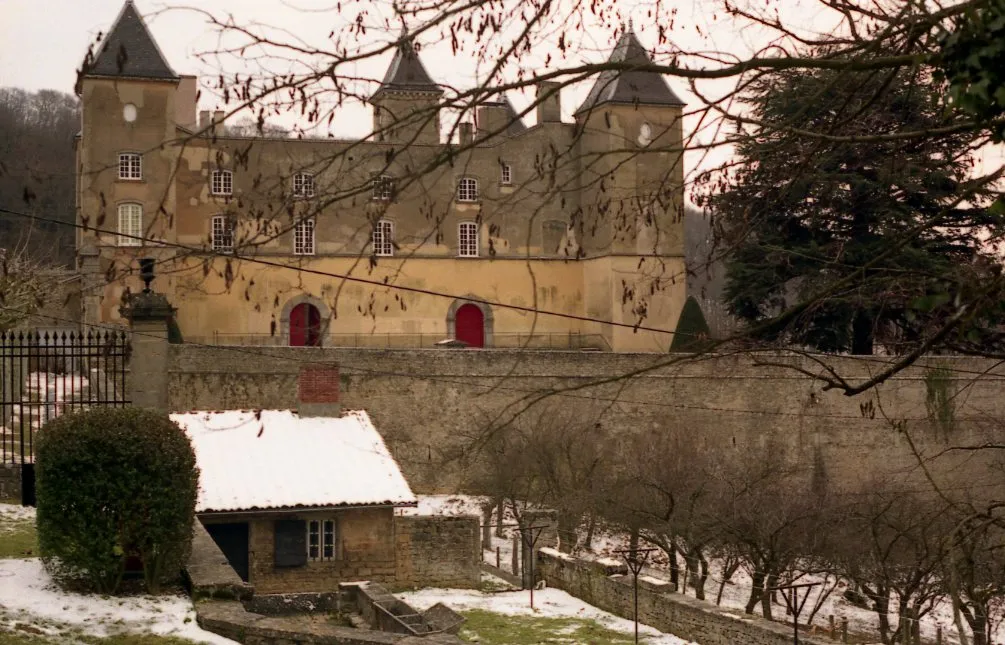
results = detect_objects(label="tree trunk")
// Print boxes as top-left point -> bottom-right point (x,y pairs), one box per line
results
583,513 -> 597,551
629,527 -> 640,553
762,572 -> 778,620
746,569 -> 765,615
969,603 -> 988,645
695,553 -> 709,601
852,309 -> 874,355
494,499 -> 505,538
864,584 -> 892,644
717,556 -> 740,606
668,545 -> 680,592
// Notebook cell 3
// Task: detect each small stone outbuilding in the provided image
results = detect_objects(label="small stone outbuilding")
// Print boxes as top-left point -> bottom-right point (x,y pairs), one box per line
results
172,409 -> 479,594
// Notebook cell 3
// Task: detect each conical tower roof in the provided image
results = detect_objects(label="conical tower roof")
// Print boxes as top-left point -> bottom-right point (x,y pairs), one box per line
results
576,25 -> 683,114
83,1 -> 178,81
374,28 -> 442,97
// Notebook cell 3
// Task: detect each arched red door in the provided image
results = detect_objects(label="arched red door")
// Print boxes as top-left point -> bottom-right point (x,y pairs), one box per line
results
289,303 -> 322,346
455,304 -> 485,348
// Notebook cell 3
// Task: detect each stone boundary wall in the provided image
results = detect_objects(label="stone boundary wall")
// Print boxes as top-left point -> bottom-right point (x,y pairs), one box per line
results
394,516 -> 480,589
0,464 -> 20,502
168,346 -> 1005,493
537,549 -> 829,645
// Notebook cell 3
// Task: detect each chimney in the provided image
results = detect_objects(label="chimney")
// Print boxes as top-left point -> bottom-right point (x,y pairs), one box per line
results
199,110 -> 210,130
536,81 -> 562,123
175,76 -> 198,130
459,122 -> 473,146
213,110 -> 225,127
298,364 -> 341,417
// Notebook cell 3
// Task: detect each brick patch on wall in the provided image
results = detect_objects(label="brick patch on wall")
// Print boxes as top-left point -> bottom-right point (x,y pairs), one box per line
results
298,365 -> 340,404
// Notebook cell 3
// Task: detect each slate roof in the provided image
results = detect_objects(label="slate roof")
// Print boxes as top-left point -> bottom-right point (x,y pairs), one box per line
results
576,26 -> 684,114
85,1 -> 177,81
375,29 -> 442,96
171,409 -> 418,513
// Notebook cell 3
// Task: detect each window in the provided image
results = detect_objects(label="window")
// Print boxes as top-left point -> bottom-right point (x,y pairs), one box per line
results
117,203 -> 142,246
372,219 -> 394,257
118,153 -> 142,180
212,215 -> 234,252
458,221 -> 479,257
307,519 -> 336,561
211,169 -> 233,196
500,164 -> 512,186
457,177 -> 479,202
371,175 -> 394,201
293,172 -> 315,198
294,218 -> 315,255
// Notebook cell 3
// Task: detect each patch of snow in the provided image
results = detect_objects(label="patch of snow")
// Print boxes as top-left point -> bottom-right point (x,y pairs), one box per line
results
539,547 -> 575,561
397,494 -> 488,517
0,503 -> 36,525
171,410 -> 416,513
396,585 -> 699,645
0,559 -> 236,645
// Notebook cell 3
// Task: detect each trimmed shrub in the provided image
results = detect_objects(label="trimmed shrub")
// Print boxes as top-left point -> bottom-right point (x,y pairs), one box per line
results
670,296 -> 715,352
35,407 -> 199,593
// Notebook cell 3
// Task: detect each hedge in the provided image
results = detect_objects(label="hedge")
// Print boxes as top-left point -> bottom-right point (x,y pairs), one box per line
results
35,407 -> 199,593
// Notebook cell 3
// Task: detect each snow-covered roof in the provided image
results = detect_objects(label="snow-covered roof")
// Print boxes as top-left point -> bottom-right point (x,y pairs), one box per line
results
171,409 -> 417,513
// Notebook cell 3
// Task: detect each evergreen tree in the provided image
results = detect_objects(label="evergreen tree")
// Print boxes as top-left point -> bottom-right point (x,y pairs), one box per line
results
708,65 -> 1004,354
670,296 -> 714,352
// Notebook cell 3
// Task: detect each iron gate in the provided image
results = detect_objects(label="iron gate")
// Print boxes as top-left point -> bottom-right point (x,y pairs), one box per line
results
1,329 -> 130,504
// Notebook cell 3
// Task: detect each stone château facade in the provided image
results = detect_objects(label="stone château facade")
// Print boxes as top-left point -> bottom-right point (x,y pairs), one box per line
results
76,1 -> 687,351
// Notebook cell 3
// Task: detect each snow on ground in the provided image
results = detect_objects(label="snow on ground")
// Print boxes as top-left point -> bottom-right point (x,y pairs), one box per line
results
397,583 -> 698,645
0,559 -> 237,645
0,503 -> 35,526
397,494 -> 489,517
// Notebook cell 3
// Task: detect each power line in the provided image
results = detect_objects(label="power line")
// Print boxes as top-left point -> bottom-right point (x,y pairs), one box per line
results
0,206 -> 684,337
3,306 -> 997,423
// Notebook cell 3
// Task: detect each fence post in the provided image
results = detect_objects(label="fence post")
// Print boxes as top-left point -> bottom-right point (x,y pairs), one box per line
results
841,617 -> 848,643
828,615 -> 835,639
935,626 -> 942,645
119,270 -> 174,412
511,534 -> 520,577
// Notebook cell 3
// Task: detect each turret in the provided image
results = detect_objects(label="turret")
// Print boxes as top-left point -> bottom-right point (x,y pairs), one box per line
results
370,28 -> 443,146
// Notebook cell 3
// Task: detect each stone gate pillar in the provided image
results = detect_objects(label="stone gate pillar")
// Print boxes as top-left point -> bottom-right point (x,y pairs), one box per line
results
119,261 -> 174,412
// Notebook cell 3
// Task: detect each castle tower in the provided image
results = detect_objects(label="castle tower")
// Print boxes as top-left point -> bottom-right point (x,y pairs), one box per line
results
370,28 -> 443,146
574,25 -> 687,351
75,0 -> 195,322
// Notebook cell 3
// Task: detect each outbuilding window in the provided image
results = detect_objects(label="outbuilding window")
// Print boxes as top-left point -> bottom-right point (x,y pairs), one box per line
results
308,519 -> 336,560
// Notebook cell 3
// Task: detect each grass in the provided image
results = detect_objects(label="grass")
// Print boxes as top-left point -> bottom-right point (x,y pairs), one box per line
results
0,518 -> 37,558
458,608 -> 655,645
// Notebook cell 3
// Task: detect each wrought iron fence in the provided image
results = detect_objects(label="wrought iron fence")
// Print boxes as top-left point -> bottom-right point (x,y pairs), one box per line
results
1,329 -> 131,467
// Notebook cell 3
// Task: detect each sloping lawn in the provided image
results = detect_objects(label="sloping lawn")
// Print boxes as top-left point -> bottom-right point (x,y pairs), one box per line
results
459,608 -> 654,644
0,504 -> 37,559
0,632 -> 204,645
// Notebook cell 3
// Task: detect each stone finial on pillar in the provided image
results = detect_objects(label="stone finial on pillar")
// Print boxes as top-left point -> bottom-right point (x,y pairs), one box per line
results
119,258 -> 174,411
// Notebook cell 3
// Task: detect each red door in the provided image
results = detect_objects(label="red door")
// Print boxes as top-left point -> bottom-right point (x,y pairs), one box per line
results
290,303 -> 322,346
455,304 -> 484,348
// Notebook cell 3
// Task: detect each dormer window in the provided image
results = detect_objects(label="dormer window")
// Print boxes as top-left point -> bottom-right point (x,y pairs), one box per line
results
372,175 -> 394,201
293,172 -> 315,199
211,170 -> 233,196
118,153 -> 142,180
500,164 -> 512,186
457,177 -> 479,203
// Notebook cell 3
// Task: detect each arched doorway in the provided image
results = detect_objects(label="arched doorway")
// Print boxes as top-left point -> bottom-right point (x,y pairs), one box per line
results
289,303 -> 322,346
455,303 -> 485,348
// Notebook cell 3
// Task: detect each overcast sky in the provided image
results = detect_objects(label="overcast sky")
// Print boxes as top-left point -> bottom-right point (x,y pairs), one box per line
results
1,0 -> 1000,180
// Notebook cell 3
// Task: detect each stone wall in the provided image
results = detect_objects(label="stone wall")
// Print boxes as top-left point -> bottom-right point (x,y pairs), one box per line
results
0,464 -> 20,502
394,516 -> 480,589
168,346 -> 1005,494
538,549 -> 828,645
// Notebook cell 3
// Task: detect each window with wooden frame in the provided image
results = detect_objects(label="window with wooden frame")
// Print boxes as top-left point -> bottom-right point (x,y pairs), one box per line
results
117,203 -> 143,246
211,215 -> 234,252
293,172 -> 315,198
371,175 -> 394,201
457,177 -> 479,202
118,153 -> 142,180
294,218 -> 315,255
458,221 -> 479,257
372,219 -> 394,257
500,163 -> 512,186
211,169 -> 233,196
307,519 -> 336,560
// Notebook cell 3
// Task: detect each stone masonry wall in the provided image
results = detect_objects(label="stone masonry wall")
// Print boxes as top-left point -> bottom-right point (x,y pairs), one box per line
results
0,464 -> 20,502
538,549 -> 828,645
168,346 -> 1005,494
394,516 -> 480,589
